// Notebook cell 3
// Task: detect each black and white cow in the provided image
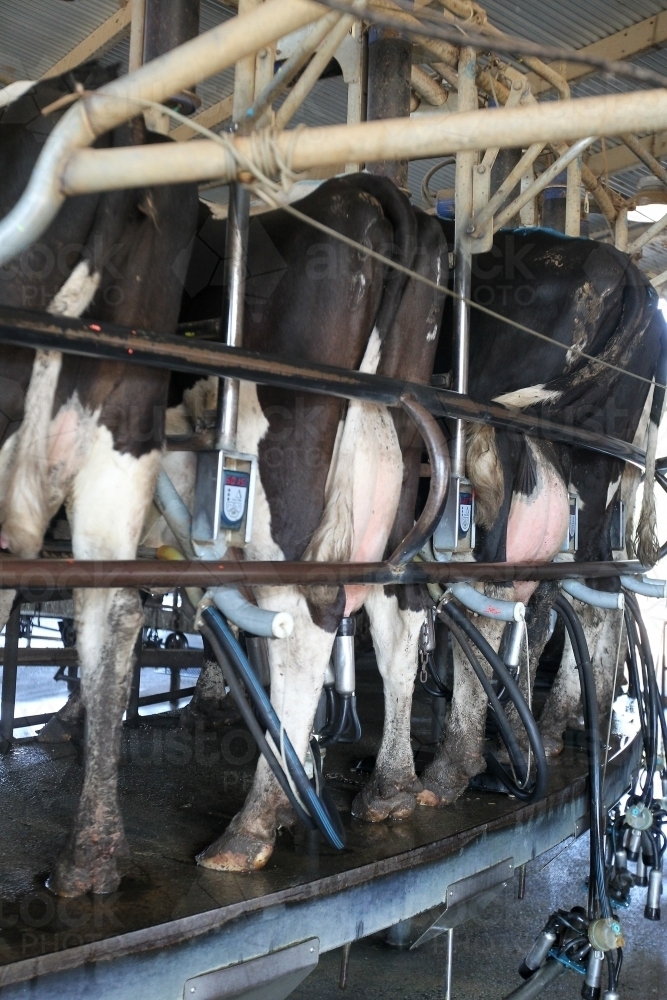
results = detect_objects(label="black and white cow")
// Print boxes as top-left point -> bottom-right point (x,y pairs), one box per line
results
413,224 -> 665,802
159,176 -> 448,869
0,69 -> 199,895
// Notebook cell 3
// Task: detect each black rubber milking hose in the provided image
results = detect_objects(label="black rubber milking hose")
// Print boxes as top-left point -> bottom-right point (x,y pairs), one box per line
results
625,603 -> 657,804
625,609 -> 649,749
625,591 -> 667,782
440,601 -> 549,802
554,596 -> 611,920
641,829 -> 660,870
201,609 -> 346,849
439,610 -> 530,792
199,620 -> 316,831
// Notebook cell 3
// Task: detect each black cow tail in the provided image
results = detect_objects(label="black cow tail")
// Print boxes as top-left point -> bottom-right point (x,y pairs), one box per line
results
636,320 -> 667,567
338,174 -> 418,343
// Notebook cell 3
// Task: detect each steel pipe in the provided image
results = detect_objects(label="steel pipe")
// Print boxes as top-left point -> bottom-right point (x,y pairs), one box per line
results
469,141 -> 545,236
0,558 -> 645,592
59,91 -> 667,202
0,307 -> 647,469
452,45 -> 476,480
628,210 -> 667,255
493,136 -> 595,233
276,10 -> 358,129
245,10 -> 343,125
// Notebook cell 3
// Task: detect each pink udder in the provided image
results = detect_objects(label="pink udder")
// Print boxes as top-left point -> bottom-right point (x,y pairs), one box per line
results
505,460 -> 569,604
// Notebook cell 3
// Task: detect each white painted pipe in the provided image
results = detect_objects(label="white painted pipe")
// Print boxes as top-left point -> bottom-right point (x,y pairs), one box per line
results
209,587 -> 294,638
620,575 -> 667,599
57,90 -> 667,203
493,136 -> 595,233
155,471 -> 294,638
628,211 -> 667,255
561,580 -> 624,610
470,140 -> 545,236
449,582 -> 525,622
0,0 -> 325,269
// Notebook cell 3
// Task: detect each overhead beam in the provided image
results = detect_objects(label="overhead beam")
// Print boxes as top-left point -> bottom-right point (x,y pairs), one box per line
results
41,2 -> 133,80
528,11 -> 667,95
170,94 -> 234,140
585,132 -> 667,179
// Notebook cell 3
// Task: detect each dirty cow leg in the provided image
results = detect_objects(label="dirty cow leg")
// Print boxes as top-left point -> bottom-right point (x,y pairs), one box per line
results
197,588 -> 336,873
352,588 -> 423,822
538,601 -> 618,756
49,428 -> 160,897
180,656 -> 241,730
38,686 -> 85,744
418,612 -> 502,806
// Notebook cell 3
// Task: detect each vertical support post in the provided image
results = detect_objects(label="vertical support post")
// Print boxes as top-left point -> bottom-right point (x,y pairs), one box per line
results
66,665 -> 78,694
215,0 -> 257,452
519,160 -> 537,227
565,154 -> 582,237
128,0 -> 146,73
217,184 -> 250,451
517,863 -> 527,899
366,28 -> 412,189
143,0 -> 201,133
0,600 -> 21,745
452,47 -> 477,480
444,926 -> 454,1000
126,631 -> 143,727
615,208 -> 629,252
339,942 -> 351,989
169,667 -> 181,709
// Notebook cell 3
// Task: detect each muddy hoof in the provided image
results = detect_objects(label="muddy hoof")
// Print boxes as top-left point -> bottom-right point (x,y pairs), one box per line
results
417,751 -> 486,807
351,772 -> 421,822
180,697 -> 242,731
47,840 -> 126,897
540,733 -> 564,757
197,822 -> 274,872
37,716 -> 83,744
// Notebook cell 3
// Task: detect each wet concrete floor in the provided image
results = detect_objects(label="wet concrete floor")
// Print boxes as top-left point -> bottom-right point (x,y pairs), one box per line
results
0,652 -> 646,994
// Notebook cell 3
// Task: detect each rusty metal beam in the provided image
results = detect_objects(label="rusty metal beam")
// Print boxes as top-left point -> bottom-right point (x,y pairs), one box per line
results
0,307 -> 646,469
0,558 -> 644,594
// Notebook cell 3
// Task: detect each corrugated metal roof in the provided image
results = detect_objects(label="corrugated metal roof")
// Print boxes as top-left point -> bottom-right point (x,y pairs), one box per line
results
481,0 -> 666,49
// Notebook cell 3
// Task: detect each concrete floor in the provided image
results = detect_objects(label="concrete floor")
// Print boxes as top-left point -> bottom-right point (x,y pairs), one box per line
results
292,833 -> 667,1000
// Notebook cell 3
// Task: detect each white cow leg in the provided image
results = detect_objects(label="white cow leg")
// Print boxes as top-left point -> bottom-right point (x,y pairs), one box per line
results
197,588 -> 336,872
49,427 -> 160,896
352,588 -> 423,822
418,614 -> 501,806
37,686 -> 85,743
538,601 -> 607,755
50,586 -> 142,896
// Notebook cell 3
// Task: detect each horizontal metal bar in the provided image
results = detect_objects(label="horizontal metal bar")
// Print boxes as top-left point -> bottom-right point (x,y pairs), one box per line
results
0,307 -> 646,469
0,558 -> 643,591
0,648 -> 203,667
11,688 -> 197,731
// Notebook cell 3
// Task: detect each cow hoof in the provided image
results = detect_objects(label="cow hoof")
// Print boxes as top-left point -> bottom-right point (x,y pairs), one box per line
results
197,830 -> 274,872
47,844 -> 124,897
417,752 -> 485,807
180,698 -> 242,731
541,733 -> 564,757
351,771 -> 421,822
351,788 -> 416,822
37,716 -> 82,744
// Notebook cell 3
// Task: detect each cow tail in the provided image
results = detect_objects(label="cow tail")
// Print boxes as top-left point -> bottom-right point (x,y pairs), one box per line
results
339,174 -> 418,343
636,327 -> 667,567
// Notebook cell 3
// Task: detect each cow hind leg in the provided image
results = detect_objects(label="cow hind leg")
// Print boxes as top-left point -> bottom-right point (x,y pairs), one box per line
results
352,588 -> 423,822
49,587 -> 141,896
418,614 -> 500,806
197,588 -> 335,873
48,427 -> 160,896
